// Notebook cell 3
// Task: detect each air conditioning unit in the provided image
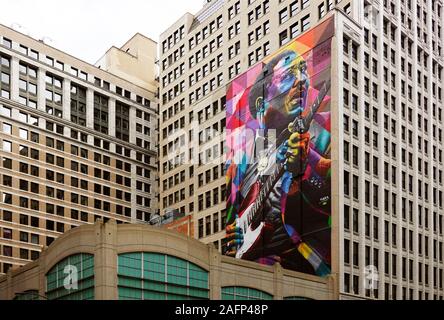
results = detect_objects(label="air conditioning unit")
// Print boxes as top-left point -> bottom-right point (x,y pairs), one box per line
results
149,213 -> 162,226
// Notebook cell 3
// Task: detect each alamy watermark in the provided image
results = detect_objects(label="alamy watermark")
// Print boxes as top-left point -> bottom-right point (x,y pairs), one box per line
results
63,265 -> 78,290
165,120 -> 279,168
364,265 -> 380,290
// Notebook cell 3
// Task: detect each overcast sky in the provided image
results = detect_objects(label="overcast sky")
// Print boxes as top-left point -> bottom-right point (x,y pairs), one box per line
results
0,0 -> 204,64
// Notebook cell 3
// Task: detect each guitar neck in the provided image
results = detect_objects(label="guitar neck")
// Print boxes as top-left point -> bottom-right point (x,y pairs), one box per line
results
296,80 -> 331,133
248,163 -> 285,221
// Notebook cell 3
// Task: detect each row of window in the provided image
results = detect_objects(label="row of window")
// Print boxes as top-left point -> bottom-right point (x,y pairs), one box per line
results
162,26 -> 185,54
0,53 -> 11,100
343,272 -> 444,299
0,104 -> 155,167
343,249 -> 444,286
344,140 -> 444,187
189,15 -> 223,51
344,51 -> 443,101
1,166 -> 136,199
1,36 -> 152,108
0,243 -> 40,262
0,193 -> 131,225
161,165 -> 226,213
344,211 -> 444,257
189,73 -> 224,105
2,121 -> 153,183
197,209 -> 227,239
344,169 -> 443,207
0,55 -> 153,144
362,23 -> 443,78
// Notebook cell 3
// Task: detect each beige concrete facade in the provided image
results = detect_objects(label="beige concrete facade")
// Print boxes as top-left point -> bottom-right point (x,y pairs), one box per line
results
95,33 -> 158,93
0,220 -> 334,300
0,24 -> 159,275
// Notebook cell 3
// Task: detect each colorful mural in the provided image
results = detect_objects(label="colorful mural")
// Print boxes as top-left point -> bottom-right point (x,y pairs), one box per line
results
225,17 -> 334,277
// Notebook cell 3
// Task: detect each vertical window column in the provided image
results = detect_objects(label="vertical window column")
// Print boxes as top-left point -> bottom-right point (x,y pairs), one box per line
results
0,54 -> 11,99
86,88 -> 94,129
18,63 -> 38,108
10,56 -> 20,101
70,84 -> 87,126
129,106 -> 136,145
44,73 -> 63,118
37,68 -> 46,112
108,97 -> 116,137
115,101 -> 130,142
62,78 -> 71,121
93,93 -> 109,134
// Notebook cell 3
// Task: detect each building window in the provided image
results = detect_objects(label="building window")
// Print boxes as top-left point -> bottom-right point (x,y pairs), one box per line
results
279,8 -> 289,24
117,252 -> 209,300
13,290 -> 40,301
45,73 -> 63,118
279,30 -> 289,46
2,140 -> 12,152
2,38 -> 12,48
221,287 -> 273,300
71,84 -> 87,126
18,63 -> 38,108
115,101 -> 130,142
94,93 -> 109,134
0,54 -> 11,99
318,3 -> 326,19
46,253 -> 94,300
301,15 -> 310,32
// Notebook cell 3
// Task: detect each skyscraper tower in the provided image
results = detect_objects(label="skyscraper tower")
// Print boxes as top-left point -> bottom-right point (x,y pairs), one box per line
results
159,0 -> 443,300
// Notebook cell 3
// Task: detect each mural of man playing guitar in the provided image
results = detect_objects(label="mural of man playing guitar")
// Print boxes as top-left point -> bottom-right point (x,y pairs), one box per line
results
225,49 -> 332,277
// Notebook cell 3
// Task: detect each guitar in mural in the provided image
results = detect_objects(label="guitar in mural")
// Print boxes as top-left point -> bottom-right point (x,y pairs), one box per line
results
235,81 -> 331,260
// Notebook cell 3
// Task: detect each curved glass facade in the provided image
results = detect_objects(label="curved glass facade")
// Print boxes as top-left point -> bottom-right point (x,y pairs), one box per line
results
46,253 -> 94,300
221,287 -> 273,300
117,252 -> 209,300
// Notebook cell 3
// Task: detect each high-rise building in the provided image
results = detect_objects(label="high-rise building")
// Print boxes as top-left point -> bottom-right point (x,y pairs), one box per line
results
159,0 -> 444,300
0,25 -> 159,275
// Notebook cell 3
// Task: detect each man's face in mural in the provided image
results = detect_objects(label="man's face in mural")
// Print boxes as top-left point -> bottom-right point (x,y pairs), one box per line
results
265,51 -> 308,119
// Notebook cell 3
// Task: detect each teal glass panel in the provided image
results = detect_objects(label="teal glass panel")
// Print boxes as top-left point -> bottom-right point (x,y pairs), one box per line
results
45,253 -> 95,300
117,252 -> 209,300
221,287 -> 273,300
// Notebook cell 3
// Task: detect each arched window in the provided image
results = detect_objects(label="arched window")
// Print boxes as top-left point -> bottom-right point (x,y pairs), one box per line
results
221,287 -> 273,300
13,290 -> 40,300
117,252 -> 209,300
46,253 -> 94,300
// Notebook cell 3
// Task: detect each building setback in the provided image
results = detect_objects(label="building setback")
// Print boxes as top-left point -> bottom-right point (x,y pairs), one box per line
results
0,25 -> 159,275
159,0 -> 444,300
0,220 -> 334,300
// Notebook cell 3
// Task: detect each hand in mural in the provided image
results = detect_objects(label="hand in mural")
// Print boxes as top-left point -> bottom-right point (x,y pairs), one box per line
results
225,221 -> 243,257
278,131 -> 311,177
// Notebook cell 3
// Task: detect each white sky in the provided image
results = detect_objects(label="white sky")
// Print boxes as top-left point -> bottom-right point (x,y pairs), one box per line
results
0,0 -> 204,64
